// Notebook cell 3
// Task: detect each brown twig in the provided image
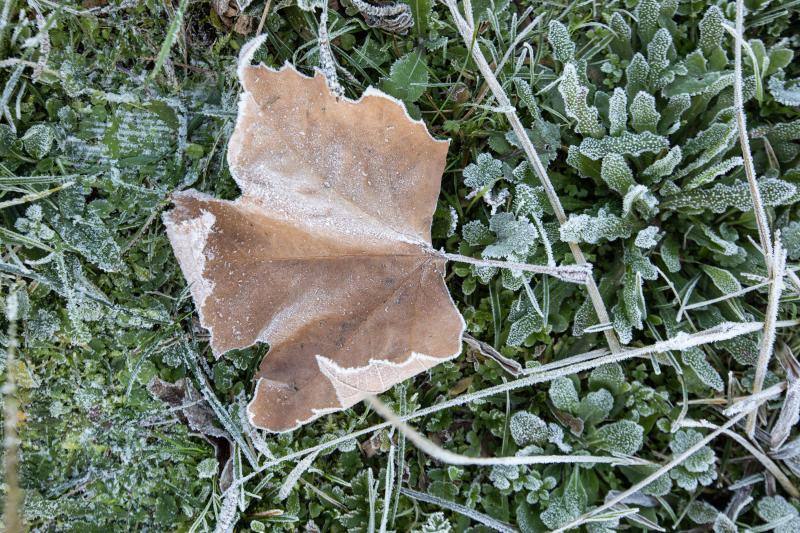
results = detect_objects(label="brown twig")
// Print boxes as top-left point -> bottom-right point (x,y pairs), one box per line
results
256,0 -> 273,36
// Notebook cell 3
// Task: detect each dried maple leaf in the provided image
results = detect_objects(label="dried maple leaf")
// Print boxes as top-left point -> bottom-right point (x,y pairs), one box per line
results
163,42 -> 465,432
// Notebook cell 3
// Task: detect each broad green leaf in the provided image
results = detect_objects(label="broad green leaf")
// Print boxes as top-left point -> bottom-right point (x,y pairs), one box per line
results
380,51 -> 429,103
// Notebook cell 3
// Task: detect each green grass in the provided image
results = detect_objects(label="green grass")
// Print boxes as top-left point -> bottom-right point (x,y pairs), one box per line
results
1,0 -> 799,531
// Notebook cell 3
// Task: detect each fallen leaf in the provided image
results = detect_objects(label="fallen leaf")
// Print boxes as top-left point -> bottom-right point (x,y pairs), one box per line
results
163,39 -> 465,432
147,377 -> 234,489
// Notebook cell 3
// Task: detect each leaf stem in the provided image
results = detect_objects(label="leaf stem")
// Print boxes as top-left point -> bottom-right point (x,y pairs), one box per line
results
439,251 -> 591,284
2,290 -> 22,532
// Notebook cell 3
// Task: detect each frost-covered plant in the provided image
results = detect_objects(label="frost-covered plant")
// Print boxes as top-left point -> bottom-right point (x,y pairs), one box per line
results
756,496 -> 800,533
546,3 -> 799,350
669,429 -> 718,491
414,512 -> 453,533
456,1 -> 798,359
488,463 -> 557,504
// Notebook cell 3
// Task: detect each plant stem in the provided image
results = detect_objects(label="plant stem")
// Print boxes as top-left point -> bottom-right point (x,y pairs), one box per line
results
439,251 -> 591,284
732,0 -> 773,269
3,290 -> 22,532
442,0 -> 621,353
746,237 -> 786,437
366,395 -> 643,467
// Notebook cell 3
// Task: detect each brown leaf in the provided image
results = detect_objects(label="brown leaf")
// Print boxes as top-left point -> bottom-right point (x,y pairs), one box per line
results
147,377 -> 234,489
164,50 -> 464,432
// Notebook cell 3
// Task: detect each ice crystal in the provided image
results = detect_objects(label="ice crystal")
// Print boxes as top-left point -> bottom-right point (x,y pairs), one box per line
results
600,154 -> 635,194
688,501 -> 720,524
589,363 -> 626,394
24,308 -> 59,344
608,88 -> 627,136
660,94 -> 691,132
21,123 -> 55,159
548,20 -> 575,64
51,189 -> 124,272
609,12 -> 631,45
506,308 -> 543,346
482,212 -> 538,261
622,184 -> 659,219
662,178 -> 797,213
540,469 -> 586,529
682,347 -> 724,391
669,429 -> 718,491
635,0 -> 659,44
415,512 -> 452,533
512,183 -> 545,218
548,423 -> 572,452
577,389 -> 613,424
643,145 -> 682,180
684,156 -> 742,190
713,514 -> 737,533
781,221 -> 800,260
462,220 -> 493,247
757,496 -> 800,533
646,29 -> 675,90
630,91 -> 660,133
768,71 -> 800,107
626,53 -> 650,97
197,458 -> 219,479
701,265 -> 741,294
660,237 -> 681,272
698,6 -> 725,56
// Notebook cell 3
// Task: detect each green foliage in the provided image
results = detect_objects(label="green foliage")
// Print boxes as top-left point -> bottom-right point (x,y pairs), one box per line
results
560,208 -> 633,244
669,429 -> 718,491
593,420 -> 644,455
2,0 -> 798,531
380,51 -> 429,103
757,496 -> 800,532
559,63 -> 605,138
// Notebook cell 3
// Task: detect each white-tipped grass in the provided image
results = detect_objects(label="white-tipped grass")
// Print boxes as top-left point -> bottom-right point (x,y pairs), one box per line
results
731,0 -> 773,267
378,443 -> 395,533
2,290 -> 22,533
277,450 -> 320,501
746,236 -> 787,436
770,346 -> 800,450
401,488 -> 517,533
